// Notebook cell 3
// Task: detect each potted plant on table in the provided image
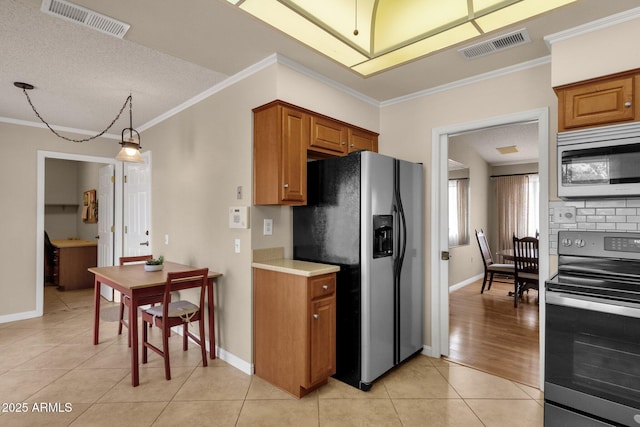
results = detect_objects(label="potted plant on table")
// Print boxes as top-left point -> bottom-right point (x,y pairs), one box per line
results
144,256 -> 164,272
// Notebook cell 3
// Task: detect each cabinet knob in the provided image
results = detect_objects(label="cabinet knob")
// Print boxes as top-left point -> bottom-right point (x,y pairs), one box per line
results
283,183 -> 289,188
313,314 -> 319,319
341,141 -> 346,145
322,285 -> 329,290
350,143 -> 354,147
625,101 -> 632,108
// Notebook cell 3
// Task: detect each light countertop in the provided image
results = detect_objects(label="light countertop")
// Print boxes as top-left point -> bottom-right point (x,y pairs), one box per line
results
51,239 -> 97,248
252,259 -> 339,277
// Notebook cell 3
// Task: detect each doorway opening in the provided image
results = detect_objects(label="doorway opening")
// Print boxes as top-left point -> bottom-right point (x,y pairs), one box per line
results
447,123 -> 540,386
36,151 -> 123,316
430,108 -> 549,390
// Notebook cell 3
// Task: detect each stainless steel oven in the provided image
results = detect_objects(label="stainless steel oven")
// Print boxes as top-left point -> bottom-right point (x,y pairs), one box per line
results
545,231 -> 640,426
558,122 -> 640,199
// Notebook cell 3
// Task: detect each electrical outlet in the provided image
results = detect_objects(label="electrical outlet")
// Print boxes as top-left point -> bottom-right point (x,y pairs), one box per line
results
164,234 -> 169,245
234,238 -> 241,253
236,186 -> 243,200
263,219 -> 273,236
555,207 -> 576,224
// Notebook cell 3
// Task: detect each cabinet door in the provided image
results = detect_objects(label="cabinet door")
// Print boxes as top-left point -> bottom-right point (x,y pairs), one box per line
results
348,128 -> 379,153
309,116 -> 347,155
309,297 -> 336,386
559,76 -> 634,131
281,106 -> 308,203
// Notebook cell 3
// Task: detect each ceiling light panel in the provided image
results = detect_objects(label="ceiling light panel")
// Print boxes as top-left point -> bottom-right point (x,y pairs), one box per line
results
475,0 -> 577,32
281,0 -> 374,54
233,0 -> 577,77
241,0 -> 368,66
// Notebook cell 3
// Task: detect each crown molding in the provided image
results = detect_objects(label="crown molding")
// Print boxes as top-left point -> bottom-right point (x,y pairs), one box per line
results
380,56 -> 551,107
0,116 -> 120,139
544,6 -> 640,48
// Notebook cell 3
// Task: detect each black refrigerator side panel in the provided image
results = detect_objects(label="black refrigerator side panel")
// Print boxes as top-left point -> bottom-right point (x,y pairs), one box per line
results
293,154 -> 361,265
293,153 -> 363,389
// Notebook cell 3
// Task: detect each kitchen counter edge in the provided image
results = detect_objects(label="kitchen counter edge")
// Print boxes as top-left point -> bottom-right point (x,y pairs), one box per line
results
252,259 -> 339,277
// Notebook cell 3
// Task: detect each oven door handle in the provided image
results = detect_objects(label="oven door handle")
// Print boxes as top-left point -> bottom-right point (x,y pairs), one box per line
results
546,291 -> 640,319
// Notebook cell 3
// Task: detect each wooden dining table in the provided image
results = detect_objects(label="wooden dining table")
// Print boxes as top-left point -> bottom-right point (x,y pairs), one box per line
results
496,248 -> 538,262
89,262 -> 222,387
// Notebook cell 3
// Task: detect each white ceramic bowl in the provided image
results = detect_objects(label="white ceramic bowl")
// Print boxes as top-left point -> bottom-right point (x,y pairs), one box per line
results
144,264 -> 164,272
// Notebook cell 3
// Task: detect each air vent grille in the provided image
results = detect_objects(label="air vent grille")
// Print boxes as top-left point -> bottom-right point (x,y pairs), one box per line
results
459,29 -> 531,60
41,0 -> 130,39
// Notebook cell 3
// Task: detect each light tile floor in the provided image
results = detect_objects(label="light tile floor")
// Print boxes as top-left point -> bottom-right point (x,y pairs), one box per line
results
0,287 -> 544,426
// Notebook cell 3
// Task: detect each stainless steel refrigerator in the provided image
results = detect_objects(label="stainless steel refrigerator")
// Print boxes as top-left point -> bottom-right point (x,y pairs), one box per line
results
293,151 -> 423,391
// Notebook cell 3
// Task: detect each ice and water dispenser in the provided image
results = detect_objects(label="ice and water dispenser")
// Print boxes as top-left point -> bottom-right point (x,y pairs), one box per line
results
373,215 -> 393,258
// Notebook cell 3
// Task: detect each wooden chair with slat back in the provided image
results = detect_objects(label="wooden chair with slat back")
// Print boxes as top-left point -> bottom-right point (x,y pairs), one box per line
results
475,229 -> 515,294
512,235 -> 539,308
141,268 -> 209,380
117,255 -> 164,346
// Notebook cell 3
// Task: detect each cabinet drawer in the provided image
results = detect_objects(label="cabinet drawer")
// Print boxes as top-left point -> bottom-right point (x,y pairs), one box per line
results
310,275 -> 336,300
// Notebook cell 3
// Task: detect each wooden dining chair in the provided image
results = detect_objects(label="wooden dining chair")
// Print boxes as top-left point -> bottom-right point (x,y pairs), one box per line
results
512,235 -> 539,307
141,268 -> 209,380
117,255 -> 163,347
475,229 -> 515,293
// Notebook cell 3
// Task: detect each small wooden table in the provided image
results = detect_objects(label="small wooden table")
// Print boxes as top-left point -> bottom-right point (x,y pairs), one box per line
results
89,262 -> 222,387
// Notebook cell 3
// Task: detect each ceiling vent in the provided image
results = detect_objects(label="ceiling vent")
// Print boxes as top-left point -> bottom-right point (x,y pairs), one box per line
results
41,0 -> 130,39
459,28 -> 530,60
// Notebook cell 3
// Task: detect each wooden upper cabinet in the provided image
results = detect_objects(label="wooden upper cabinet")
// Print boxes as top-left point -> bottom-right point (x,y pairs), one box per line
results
281,107 -> 308,204
556,70 -> 640,132
348,127 -> 378,153
253,102 -> 307,206
253,100 -> 379,205
309,116 -> 348,156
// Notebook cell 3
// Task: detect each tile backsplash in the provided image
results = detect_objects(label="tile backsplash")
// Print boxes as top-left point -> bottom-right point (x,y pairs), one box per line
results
549,198 -> 640,254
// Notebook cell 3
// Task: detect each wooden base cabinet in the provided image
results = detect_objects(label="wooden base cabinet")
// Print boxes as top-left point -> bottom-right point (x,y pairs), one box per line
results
253,268 -> 336,398
51,240 -> 98,291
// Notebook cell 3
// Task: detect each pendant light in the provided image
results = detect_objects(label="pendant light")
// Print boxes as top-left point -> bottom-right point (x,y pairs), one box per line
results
115,95 -> 144,163
14,82 -> 144,163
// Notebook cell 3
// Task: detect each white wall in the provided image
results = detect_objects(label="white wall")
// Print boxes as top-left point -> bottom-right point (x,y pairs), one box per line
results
0,122 -> 118,317
447,136 -> 491,287
550,14 -> 640,87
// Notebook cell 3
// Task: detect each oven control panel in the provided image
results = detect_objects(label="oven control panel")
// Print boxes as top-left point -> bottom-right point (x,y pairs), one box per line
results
558,231 -> 640,260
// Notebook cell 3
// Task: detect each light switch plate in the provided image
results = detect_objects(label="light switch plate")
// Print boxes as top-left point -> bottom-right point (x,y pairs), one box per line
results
555,206 -> 576,224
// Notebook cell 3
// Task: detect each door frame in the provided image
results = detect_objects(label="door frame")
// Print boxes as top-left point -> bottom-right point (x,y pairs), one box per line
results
430,108 -> 549,390
36,150 -> 123,316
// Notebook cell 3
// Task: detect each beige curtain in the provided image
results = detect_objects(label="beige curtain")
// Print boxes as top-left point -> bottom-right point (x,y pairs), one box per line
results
456,178 -> 469,245
495,175 -> 528,256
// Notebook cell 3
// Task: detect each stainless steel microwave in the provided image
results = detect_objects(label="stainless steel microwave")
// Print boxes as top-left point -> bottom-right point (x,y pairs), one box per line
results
558,122 -> 640,198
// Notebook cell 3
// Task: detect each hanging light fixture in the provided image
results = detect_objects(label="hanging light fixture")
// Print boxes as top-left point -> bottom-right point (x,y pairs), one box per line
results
14,82 -> 144,163
115,95 -> 144,163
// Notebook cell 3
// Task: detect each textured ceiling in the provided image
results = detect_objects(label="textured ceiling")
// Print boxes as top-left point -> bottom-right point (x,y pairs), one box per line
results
1,0 -> 639,150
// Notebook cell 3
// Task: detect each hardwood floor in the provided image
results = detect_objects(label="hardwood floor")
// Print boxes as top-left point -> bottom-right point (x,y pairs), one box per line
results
446,278 -> 540,388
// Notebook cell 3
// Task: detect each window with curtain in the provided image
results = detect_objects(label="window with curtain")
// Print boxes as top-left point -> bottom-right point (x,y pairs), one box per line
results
494,174 -> 539,256
448,178 -> 469,247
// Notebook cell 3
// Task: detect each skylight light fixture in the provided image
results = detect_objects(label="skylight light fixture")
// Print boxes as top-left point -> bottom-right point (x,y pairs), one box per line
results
496,145 -> 519,155
228,0 -> 577,76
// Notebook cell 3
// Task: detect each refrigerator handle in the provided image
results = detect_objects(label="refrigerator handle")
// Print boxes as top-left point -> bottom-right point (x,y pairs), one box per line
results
392,207 -> 399,261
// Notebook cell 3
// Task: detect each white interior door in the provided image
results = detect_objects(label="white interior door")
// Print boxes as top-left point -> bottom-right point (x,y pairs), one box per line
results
98,164 -> 115,301
123,154 -> 151,257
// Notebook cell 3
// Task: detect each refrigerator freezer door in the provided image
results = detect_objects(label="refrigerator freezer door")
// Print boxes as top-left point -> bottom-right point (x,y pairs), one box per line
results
397,159 -> 424,362
361,152 -> 395,384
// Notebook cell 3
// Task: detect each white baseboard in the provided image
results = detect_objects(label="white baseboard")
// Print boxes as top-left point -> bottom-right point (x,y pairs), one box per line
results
449,273 -> 484,292
0,309 -> 40,324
